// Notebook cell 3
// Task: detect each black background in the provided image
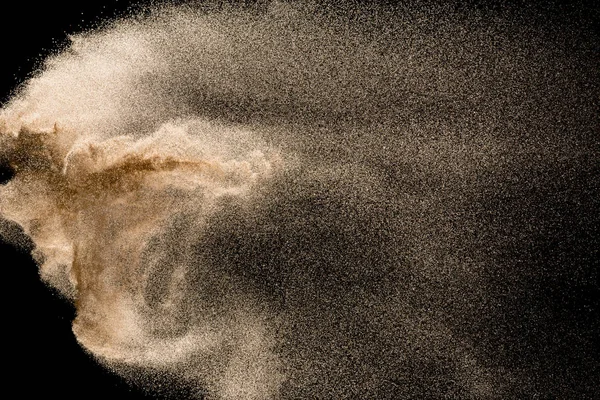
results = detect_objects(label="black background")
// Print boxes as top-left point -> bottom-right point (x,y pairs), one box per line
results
1,1 -> 598,399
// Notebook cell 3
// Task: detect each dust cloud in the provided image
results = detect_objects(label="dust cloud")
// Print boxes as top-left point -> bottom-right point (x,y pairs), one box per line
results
0,2 -> 597,399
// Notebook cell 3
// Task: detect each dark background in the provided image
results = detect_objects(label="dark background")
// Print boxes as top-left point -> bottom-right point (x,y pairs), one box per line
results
1,1 -> 598,399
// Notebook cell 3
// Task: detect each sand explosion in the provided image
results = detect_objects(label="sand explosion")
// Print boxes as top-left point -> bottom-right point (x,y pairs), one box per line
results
1,2 -> 597,399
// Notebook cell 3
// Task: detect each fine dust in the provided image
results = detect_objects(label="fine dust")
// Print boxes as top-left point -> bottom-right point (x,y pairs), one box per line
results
0,2 -> 597,399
